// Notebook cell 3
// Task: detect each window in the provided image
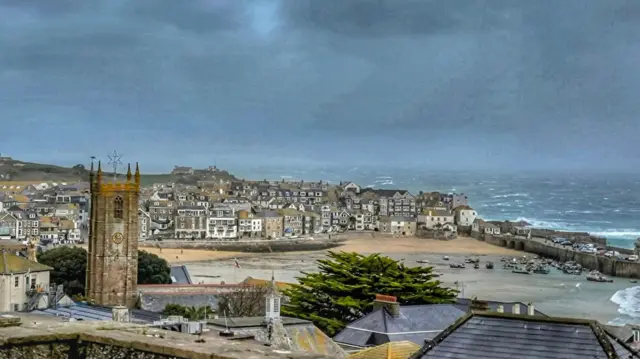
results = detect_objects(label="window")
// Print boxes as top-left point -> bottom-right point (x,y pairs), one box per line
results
33,221 -> 38,227
25,276 -> 30,287
114,196 -> 124,219
14,276 -> 19,287
274,297 -> 280,313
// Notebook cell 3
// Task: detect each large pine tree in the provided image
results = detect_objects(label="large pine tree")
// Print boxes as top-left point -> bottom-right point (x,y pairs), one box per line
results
282,251 -> 457,336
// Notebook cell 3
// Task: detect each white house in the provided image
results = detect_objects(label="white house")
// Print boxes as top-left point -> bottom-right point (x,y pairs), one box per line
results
138,208 -> 152,241
207,205 -> 238,240
454,206 -> 477,227
0,252 -> 53,312
342,182 -> 361,194
418,209 -> 455,230
484,223 -> 501,235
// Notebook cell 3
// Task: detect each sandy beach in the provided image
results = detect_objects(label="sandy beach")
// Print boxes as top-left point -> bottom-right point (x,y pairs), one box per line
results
156,234 -> 635,325
145,233 -> 522,264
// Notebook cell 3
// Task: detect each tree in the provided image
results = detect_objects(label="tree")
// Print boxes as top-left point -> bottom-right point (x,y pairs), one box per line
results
38,246 -> 86,297
282,251 -> 457,336
217,285 -> 269,317
137,250 -> 172,285
38,247 -> 172,296
163,304 -> 214,320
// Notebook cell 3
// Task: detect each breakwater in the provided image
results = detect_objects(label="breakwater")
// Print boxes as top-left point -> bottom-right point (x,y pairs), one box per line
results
139,238 -> 346,253
475,233 -> 640,279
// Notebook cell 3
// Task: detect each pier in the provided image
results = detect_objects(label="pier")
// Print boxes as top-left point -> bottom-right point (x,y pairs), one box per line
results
475,233 -> 640,279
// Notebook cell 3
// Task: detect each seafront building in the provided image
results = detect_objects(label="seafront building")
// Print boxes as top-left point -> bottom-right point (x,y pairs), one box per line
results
0,167 -> 481,242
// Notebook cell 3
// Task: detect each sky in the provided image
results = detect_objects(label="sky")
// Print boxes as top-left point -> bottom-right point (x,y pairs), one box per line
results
1,0 -> 640,173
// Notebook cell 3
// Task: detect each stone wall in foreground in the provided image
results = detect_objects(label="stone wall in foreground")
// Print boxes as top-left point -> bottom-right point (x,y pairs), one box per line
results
0,318 -> 332,359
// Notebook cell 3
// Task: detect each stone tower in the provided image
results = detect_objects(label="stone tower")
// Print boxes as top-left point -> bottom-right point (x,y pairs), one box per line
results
86,161 -> 140,307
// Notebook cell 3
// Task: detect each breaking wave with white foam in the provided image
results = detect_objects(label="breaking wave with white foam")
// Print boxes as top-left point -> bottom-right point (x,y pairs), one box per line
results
610,286 -> 640,324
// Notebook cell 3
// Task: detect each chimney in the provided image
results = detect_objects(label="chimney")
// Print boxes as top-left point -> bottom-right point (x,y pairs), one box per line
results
373,294 -> 400,318
527,303 -> 535,316
111,306 -> 130,323
496,305 -> 504,313
512,303 -> 520,315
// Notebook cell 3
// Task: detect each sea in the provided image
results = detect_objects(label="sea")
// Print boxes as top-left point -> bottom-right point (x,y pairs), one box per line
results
231,164 -> 640,323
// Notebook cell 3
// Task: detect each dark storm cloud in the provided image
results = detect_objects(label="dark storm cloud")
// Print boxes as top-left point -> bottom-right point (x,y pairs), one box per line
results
0,1 -> 639,171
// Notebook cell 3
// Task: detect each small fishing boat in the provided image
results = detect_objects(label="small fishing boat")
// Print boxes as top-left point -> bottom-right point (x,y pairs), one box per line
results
450,263 -> 465,269
630,280 -> 638,284
474,263 -> 480,269
512,268 -> 532,275
485,262 -> 494,269
443,256 -> 450,261
417,259 -> 429,264
533,266 -> 550,274
586,270 -> 613,283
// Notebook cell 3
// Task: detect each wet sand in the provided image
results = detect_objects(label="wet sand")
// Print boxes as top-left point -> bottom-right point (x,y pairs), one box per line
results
173,234 -> 632,324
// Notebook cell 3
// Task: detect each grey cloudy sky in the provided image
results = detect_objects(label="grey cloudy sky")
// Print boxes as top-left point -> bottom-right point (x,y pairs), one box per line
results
1,0 -> 639,172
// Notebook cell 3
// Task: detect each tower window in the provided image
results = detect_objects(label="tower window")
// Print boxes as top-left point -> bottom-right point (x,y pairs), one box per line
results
114,196 -> 124,219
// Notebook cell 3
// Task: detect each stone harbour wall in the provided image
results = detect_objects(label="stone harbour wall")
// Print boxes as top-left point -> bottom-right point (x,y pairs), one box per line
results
481,234 -> 640,279
140,238 -> 346,253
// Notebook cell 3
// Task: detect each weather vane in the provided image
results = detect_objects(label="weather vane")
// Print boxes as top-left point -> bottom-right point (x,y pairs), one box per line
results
107,150 -> 124,180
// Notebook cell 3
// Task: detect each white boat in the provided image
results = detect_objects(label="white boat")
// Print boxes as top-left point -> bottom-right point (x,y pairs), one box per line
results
417,259 -> 429,264
443,256 -> 450,261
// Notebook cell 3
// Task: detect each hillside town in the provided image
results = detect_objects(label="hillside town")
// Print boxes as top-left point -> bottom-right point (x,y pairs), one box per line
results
0,170 -> 486,243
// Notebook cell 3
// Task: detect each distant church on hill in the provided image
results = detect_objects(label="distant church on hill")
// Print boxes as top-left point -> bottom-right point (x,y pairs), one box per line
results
86,161 -> 141,307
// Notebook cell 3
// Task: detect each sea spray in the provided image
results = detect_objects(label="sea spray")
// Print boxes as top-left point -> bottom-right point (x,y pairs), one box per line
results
610,286 -> 640,323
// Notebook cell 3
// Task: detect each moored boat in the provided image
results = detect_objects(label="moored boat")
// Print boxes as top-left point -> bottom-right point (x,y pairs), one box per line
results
417,259 -> 429,264
485,261 -> 494,269
474,263 -> 480,269
443,256 -> 450,261
512,268 -> 532,275
586,270 -> 613,283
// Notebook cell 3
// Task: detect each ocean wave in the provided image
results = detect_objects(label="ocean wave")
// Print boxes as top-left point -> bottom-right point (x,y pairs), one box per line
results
514,217 -> 570,229
491,193 -> 529,198
611,287 -> 640,319
375,180 -> 394,186
589,230 -> 640,238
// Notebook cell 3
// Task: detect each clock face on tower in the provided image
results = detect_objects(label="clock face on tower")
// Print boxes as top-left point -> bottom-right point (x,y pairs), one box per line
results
112,232 -> 124,244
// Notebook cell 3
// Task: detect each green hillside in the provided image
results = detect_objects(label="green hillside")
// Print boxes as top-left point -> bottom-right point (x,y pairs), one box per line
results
0,157 -> 238,185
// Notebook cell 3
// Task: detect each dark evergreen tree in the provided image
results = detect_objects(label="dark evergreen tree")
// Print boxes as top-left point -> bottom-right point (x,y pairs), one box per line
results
38,246 -> 86,296
282,251 -> 457,336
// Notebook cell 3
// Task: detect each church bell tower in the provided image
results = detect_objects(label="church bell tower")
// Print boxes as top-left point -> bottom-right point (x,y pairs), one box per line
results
86,160 -> 141,307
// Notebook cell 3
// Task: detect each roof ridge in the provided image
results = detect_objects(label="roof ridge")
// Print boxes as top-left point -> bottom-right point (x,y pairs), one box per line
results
600,323 -> 640,358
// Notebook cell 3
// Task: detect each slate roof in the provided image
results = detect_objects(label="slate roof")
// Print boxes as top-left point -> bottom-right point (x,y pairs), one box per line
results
411,311 -> 639,359
32,303 -> 161,324
333,304 -> 467,348
170,265 -> 193,284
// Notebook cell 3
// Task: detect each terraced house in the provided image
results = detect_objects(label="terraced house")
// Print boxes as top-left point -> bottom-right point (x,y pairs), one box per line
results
175,205 -> 207,239
207,204 -> 237,240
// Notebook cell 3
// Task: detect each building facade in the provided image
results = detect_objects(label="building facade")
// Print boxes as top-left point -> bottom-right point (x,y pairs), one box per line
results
86,162 -> 140,308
